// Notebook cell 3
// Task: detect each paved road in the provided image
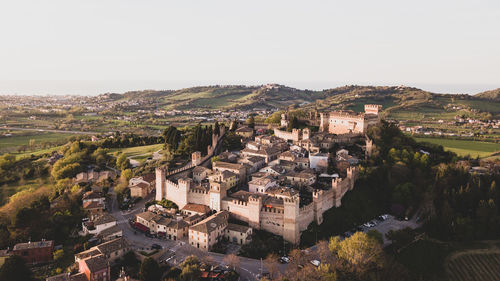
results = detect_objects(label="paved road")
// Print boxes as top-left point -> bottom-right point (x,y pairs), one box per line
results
109,188 -> 276,280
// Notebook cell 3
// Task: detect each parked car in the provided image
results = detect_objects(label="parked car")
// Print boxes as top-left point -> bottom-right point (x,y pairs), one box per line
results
279,256 -> 290,264
151,243 -> 162,250
310,260 -> 321,267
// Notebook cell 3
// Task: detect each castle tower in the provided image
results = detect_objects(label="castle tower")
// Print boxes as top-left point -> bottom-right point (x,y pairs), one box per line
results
364,104 -> 382,116
319,113 -> 328,132
302,128 -> 311,140
192,151 -> 202,166
332,177 -> 344,207
313,190 -> 324,225
283,194 -> 300,244
280,113 -> 289,128
291,129 -> 300,142
155,167 -> 166,201
247,195 -> 262,229
209,181 -> 227,212
365,137 -> 374,159
175,178 -> 191,209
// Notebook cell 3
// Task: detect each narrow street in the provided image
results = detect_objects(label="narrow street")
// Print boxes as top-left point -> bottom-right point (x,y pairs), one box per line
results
109,188 -> 279,280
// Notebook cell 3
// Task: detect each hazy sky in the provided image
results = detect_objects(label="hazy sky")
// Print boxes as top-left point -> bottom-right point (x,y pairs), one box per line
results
1,0 -> 499,95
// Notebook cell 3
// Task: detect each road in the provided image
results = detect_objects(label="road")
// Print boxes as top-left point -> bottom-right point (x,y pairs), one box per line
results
109,188 -> 278,280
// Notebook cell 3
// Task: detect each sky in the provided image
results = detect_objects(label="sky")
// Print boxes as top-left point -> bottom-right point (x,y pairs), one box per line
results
0,0 -> 499,95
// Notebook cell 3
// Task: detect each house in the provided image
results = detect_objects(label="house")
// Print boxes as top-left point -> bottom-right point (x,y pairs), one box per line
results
248,176 -> 277,194
13,240 -> 54,266
82,191 -> 106,205
96,225 -> 123,242
181,203 -> 211,216
212,162 -> 247,183
82,213 -> 117,235
189,211 -> 229,251
224,223 -> 252,245
83,201 -> 105,221
193,166 -> 212,183
209,170 -> 238,189
309,153 -> 329,171
235,126 -> 254,138
285,171 -> 316,187
78,254 -> 110,281
135,211 -> 190,240
129,174 -> 155,198
75,238 -> 129,264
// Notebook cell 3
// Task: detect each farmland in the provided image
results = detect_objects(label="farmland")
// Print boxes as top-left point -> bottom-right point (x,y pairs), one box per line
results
0,131 -> 76,156
446,250 -> 500,281
414,137 -> 500,158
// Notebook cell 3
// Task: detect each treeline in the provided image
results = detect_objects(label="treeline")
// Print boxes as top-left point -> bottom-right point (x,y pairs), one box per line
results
164,122 -> 222,157
100,132 -> 163,148
0,154 -> 49,186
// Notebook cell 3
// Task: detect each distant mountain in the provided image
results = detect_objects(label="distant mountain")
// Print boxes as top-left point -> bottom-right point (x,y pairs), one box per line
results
475,88 -> 500,102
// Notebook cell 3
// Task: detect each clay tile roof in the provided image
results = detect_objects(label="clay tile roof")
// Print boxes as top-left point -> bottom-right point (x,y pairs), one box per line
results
190,211 -> 229,234
167,219 -> 189,229
181,203 -> 211,214
83,254 -> 108,272
82,191 -> 104,200
226,223 -> 250,233
95,237 -> 128,256
142,173 -> 155,183
93,213 -> 116,225
83,201 -> 104,210
13,240 -> 53,251
136,211 -> 157,221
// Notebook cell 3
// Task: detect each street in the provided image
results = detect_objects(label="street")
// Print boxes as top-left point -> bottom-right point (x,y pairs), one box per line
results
109,188 -> 278,280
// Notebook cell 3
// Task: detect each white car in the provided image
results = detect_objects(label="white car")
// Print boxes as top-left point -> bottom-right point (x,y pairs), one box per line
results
310,260 -> 321,267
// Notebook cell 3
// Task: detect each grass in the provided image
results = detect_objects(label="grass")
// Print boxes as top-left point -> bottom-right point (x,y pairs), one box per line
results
108,144 -> 163,159
0,178 -> 49,206
0,131 -> 75,155
414,137 -> 500,158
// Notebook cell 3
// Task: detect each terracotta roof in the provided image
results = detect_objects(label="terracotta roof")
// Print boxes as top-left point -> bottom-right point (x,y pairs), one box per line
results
131,182 -> 149,189
96,237 -> 128,256
75,248 -> 101,261
193,166 -> 211,174
82,191 -> 104,201
83,254 -> 108,272
96,225 -> 122,238
226,223 -> 251,233
13,240 -> 53,251
83,201 -> 104,210
181,203 -> 211,214
190,211 -> 229,234
167,219 -> 189,229
93,213 -> 116,225
142,173 -> 155,183
213,161 -> 244,171
136,211 -> 157,221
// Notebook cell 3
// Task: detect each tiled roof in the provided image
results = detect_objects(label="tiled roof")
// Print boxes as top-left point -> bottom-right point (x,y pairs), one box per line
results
93,213 -> 116,225
83,201 -> 104,210
83,254 -> 108,272
96,237 -> 128,256
190,211 -> 229,234
82,191 -> 104,200
226,223 -> 251,233
181,203 -> 211,214
13,240 -> 53,251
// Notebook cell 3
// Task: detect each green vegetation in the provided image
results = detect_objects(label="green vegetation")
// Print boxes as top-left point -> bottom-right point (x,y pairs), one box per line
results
446,250 -> 500,281
414,137 -> 500,158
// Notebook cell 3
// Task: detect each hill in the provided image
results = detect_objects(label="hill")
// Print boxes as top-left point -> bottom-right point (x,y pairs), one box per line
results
475,88 -> 500,102
109,84 -> 499,117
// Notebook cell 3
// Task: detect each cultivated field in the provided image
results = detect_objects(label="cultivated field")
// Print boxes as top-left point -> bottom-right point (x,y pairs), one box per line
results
414,137 -> 500,158
0,131 -> 75,155
446,250 -> 500,281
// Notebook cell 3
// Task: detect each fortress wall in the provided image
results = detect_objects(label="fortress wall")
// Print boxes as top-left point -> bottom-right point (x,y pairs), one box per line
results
260,209 -> 284,236
222,200 -> 251,223
298,203 -> 315,231
188,189 -> 210,206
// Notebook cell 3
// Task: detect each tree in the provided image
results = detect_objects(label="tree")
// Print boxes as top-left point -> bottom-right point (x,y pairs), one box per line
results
116,153 -> 130,171
0,255 -> 33,281
139,257 -> 161,281
53,249 -> 64,261
246,115 -> 255,129
287,116 -> 299,131
367,230 -> 384,245
331,232 -> 384,274
223,254 -> 240,271
180,264 -> 201,281
264,253 -> 280,280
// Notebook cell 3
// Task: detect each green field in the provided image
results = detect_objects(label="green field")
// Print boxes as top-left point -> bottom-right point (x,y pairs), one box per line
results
0,131 -> 75,156
108,144 -> 163,161
414,137 -> 500,158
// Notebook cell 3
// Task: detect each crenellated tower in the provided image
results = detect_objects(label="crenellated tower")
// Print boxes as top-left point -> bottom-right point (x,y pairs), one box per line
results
283,194 -> 300,244
155,167 -> 167,201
